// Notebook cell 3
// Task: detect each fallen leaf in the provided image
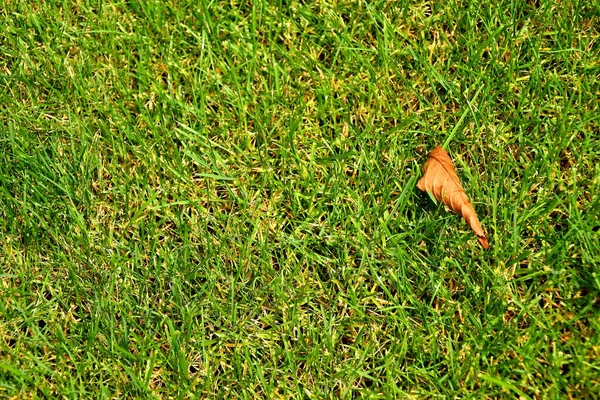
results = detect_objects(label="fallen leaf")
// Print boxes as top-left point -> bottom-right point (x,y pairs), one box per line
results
417,146 -> 489,249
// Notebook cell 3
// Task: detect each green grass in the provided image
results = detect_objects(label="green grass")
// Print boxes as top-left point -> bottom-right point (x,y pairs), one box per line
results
1,0 -> 599,398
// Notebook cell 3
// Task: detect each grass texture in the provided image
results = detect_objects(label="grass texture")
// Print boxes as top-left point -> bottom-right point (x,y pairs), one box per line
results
1,0 -> 599,398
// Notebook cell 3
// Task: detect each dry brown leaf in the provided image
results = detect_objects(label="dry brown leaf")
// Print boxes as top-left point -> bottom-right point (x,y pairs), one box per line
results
417,146 -> 489,249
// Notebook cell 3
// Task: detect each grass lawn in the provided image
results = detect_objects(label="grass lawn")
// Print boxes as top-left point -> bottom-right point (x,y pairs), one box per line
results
1,0 -> 599,398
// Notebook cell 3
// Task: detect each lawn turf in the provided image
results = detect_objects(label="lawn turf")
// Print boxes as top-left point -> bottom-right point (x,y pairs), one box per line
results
1,0 -> 599,398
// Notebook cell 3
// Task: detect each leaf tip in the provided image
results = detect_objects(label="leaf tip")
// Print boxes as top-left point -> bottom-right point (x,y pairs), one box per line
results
478,236 -> 489,250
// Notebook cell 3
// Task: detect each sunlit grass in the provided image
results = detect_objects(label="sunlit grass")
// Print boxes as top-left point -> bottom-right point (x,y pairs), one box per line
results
0,0 -> 599,398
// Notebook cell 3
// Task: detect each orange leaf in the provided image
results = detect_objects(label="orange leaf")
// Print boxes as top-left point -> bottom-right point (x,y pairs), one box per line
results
417,146 -> 489,249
